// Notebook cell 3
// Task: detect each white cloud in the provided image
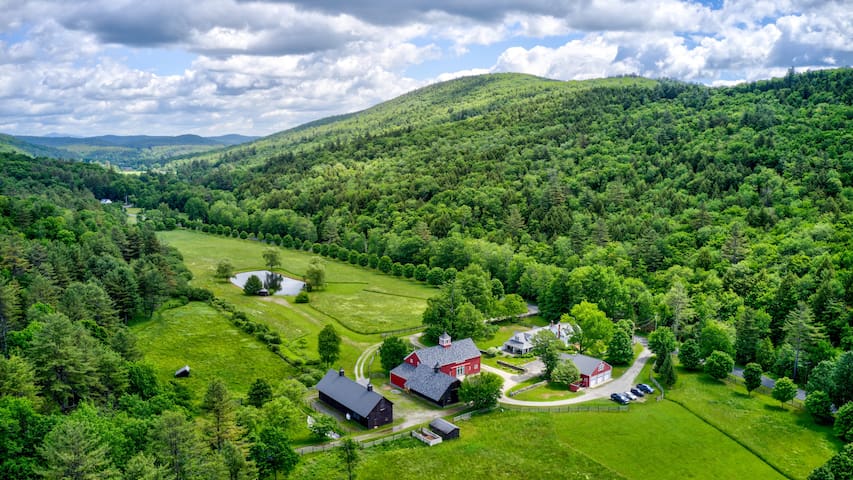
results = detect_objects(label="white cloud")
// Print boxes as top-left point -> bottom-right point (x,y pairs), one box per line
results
0,0 -> 850,135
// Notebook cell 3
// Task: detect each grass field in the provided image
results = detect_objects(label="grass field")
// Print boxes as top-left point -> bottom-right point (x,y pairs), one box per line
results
665,368 -> 840,479
301,400 -> 789,480
156,230 -> 437,371
131,302 -> 294,398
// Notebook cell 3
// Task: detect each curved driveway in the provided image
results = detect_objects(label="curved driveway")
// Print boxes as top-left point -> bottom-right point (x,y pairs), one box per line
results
487,342 -> 653,407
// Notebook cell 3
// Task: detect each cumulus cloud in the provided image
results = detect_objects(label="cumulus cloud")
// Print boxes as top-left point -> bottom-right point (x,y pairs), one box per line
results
0,0 -> 850,135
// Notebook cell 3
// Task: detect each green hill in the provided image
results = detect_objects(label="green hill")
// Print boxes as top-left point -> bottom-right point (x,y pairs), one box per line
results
153,68 -> 853,348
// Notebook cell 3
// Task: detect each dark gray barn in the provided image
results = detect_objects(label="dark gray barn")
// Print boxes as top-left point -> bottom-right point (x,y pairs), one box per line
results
316,369 -> 393,429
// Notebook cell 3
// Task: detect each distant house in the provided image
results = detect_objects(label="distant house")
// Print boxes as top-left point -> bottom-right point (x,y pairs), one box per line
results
390,333 -> 481,406
560,353 -> 612,388
503,322 -> 578,354
429,418 -> 460,440
100,199 -> 113,204
316,369 -> 393,429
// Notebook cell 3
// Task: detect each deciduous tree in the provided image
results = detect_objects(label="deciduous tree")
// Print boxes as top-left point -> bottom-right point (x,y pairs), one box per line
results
379,336 -> 409,374
247,378 -> 273,408
607,329 -> 633,366
743,362 -> 763,396
772,377 -> 797,406
318,325 -> 341,366
551,360 -> 580,386
459,371 -> 503,409
649,327 -> 676,371
678,338 -> 702,371
566,301 -> 613,355
834,402 -> 853,443
705,350 -> 734,381
805,390 -> 834,425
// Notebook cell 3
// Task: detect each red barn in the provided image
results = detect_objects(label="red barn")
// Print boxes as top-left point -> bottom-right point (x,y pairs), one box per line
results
562,353 -> 612,388
390,333 -> 481,406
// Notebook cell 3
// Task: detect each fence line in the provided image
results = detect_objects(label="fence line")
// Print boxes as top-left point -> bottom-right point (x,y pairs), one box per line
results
296,431 -> 412,455
508,380 -> 547,397
499,404 -> 629,414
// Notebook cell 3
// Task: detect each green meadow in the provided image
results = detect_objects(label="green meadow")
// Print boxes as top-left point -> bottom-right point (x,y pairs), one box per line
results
131,301 -> 294,397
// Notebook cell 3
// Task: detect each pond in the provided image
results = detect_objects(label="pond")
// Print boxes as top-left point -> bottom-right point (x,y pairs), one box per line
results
230,270 -> 306,296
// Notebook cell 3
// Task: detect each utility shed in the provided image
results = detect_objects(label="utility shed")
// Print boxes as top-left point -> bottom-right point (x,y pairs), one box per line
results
429,418 -> 460,440
174,365 -> 190,377
316,369 -> 393,429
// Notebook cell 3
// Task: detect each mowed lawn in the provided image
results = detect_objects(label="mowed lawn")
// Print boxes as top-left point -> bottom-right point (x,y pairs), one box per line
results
156,230 -> 437,371
351,402 -> 786,480
666,369 -> 840,479
158,230 -> 433,334
132,301 -> 294,398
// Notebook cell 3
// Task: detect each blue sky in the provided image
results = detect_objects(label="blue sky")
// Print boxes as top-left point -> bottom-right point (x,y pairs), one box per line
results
0,0 -> 849,136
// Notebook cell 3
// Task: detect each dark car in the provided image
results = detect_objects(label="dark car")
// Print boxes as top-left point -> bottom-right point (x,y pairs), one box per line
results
637,383 -> 655,394
610,393 -> 629,405
630,387 -> 645,397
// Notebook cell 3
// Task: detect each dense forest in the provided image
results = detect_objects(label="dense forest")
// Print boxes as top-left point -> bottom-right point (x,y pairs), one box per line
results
1,68 -> 852,478
148,69 -> 852,366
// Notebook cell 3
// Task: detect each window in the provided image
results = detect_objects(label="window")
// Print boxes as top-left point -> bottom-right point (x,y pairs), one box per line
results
456,365 -> 465,376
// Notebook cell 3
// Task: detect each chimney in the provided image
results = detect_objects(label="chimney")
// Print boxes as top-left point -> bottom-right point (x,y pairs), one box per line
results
367,383 -> 373,392
434,362 -> 440,373
339,368 -> 345,377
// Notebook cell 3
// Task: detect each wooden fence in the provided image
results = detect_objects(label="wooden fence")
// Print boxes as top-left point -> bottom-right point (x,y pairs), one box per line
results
296,431 -> 412,455
499,404 -> 629,413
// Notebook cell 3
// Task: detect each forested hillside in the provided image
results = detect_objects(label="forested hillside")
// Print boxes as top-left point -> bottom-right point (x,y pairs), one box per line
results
149,69 -> 853,363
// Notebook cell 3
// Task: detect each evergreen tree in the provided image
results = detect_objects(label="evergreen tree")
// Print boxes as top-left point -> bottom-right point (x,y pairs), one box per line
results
338,438 -> 360,480
755,337 -> 776,371
203,378 -> 235,451
243,275 -> 263,296
832,351 -> 853,406
659,354 -> 677,387
37,417 -> 118,480
648,327 -> 676,371
784,302 -> 825,381
246,378 -> 273,408
250,427 -> 298,480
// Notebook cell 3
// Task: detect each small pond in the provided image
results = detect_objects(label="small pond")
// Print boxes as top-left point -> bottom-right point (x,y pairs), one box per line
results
230,270 -> 306,296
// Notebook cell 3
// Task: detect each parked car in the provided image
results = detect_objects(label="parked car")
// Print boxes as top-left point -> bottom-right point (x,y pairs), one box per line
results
623,391 -> 637,400
630,387 -> 645,397
610,393 -> 629,405
637,383 -> 655,394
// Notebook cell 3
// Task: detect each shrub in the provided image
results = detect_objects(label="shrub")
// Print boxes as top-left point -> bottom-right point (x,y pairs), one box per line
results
403,263 -> 415,278
835,402 -> 853,443
243,275 -> 263,295
678,338 -> 703,371
806,390 -> 835,425
294,291 -> 309,304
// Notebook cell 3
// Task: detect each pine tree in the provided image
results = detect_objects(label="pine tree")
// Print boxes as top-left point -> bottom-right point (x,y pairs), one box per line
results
659,354 -> 677,387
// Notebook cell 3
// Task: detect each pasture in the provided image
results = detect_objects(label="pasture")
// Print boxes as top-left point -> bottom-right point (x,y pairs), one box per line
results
131,301 -> 294,397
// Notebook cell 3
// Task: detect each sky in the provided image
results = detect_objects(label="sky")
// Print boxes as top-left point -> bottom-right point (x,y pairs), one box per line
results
0,0 -> 850,137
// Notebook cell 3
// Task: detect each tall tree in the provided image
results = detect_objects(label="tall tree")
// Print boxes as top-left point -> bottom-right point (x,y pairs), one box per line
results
551,360 -> 581,386
0,280 -> 22,357
678,338 -> 703,371
532,329 -> 561,378
317,325 -> 341,366
250,426 -> 298,480
784,302 -> 824,381
338,438 -> 359,480
37,417 -> 118,480
246,378 -> 273,409
664,279 -> 694,339
459,371 -> 504,408
648,327 -> 676,371
305,257 -> 326,290
378,336 -> 409,374
566,301 -> 613,355
658,354 -> 677,387
832,351 -> 853,406
607,328 -> 634,366
149,410 -> 217,480
705,350 -> 734,381
203,378 -> 235,452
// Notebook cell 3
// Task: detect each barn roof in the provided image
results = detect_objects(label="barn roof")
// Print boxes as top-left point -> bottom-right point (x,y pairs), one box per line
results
316,369 -> 389,417
429,418 -> 459,435
561,353 -> 609,377
410,337 -> 480,368
391,363 -> 459,402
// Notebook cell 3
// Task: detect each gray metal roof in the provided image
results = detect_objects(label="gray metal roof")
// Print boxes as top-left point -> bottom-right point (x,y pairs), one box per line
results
411,337 -> 480,368
429,418 -> 459,435
391,363 -> 459,402
316,369 -> 390,417
560,353 -> 609,376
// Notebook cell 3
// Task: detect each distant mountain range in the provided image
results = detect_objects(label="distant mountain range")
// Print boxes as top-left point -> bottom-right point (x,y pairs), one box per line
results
0,133 -> 258,169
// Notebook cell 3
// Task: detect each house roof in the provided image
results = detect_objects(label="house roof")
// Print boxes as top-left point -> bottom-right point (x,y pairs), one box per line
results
561,353 -> 609,377
391,362 -> 459,402
316,369 -> 390,417
410,337 -> 480,368
503,323 -> 578,350
429,418 -> 459,435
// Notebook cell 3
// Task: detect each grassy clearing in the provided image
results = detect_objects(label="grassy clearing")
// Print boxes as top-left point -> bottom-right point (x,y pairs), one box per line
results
509,380 -> 584,402
156,230 -> 436,369
316,401 -> 788,480
131,302 -> 294,398
666,368 -> 840,479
